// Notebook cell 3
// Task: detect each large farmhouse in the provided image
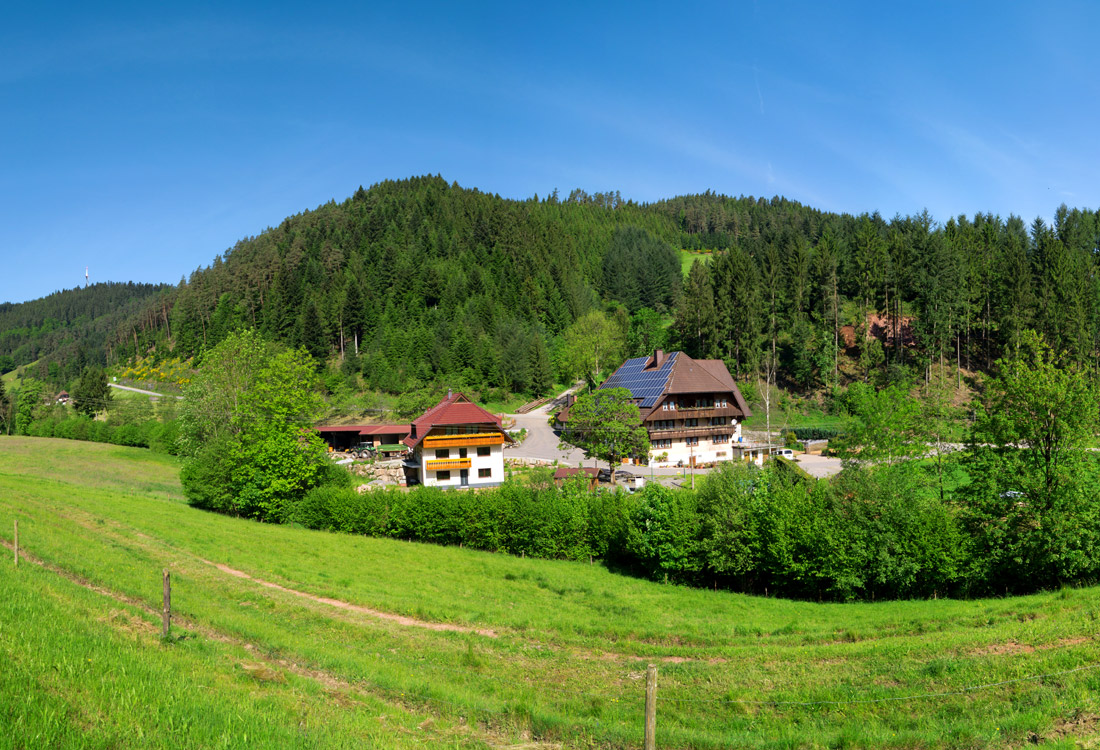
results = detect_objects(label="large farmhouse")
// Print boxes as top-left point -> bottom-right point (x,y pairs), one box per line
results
403,391 -> 513,488
592,350 -> 752,467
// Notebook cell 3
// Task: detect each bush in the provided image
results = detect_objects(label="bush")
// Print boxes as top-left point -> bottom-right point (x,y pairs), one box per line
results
625,484 -> 699,582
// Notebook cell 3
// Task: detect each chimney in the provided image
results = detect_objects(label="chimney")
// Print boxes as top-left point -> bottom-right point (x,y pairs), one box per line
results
653,349 -> 665,368
447,388 -> 453,399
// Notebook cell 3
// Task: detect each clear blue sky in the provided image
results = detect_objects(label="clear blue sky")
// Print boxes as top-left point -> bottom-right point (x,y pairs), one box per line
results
3,1 -> 1099,304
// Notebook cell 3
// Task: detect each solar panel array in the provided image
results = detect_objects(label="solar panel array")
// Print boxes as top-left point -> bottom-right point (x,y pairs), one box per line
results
599,352 -> 678,408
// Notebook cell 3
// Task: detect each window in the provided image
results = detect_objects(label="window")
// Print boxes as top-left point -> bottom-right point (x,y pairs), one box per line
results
686,437 -> 699,446
716,451 -> 727,458
652,439 -> 671,449
436,470 -> 451,481
478,468 -> 491,479
477,446 -> 490,457
459,447 -> 468,459
713,434 -> 729,444
685,418 -> 698,428
446,427 -> 459,435
669,401 -> 676,410
662,402 -> 668,411
435,448 -> 449,459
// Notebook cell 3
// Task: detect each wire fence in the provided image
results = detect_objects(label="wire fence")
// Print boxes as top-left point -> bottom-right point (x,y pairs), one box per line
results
7,518 -> 1100,747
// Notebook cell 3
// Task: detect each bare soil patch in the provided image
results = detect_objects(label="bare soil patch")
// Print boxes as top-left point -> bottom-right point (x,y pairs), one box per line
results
201,558 -> 499,638
970,636 -> 1091,657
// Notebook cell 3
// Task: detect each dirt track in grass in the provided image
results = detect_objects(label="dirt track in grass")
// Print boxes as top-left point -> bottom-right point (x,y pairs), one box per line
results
201,558 -> 500,638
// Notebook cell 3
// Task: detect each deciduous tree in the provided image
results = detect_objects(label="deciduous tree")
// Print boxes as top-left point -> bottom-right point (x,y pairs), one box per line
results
178,329 -> 335,521
559,387 -> 649,480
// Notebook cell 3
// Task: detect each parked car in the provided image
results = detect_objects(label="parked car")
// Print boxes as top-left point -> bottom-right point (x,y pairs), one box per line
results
774,448 -> 795,459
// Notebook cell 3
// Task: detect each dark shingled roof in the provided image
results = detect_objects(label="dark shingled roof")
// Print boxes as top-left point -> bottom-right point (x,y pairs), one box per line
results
598,350 -> 751,419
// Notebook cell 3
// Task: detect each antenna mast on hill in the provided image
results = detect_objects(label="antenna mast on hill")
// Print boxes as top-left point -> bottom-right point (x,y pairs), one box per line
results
85,266 -> 89,287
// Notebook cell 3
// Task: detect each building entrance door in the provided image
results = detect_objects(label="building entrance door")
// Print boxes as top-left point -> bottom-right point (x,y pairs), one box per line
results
460,469 -> 469,486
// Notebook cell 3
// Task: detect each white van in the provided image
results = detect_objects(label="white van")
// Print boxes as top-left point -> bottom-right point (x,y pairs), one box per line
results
774,448 -> 795,459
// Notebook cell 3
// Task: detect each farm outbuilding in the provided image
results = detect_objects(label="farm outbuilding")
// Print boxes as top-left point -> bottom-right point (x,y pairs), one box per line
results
315,424 -> 410,453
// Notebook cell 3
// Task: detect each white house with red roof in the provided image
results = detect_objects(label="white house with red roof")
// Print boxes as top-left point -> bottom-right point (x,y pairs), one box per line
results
403,390 -> 513,488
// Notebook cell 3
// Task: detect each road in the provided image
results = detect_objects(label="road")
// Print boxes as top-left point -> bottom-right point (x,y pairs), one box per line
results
108,383 -> 184,400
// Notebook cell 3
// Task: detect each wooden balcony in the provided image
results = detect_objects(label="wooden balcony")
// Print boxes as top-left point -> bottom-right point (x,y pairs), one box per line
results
647,426 -> 735,441
426,458 -> 472,471
648,406 -> 742,421
423,432 -> 505,449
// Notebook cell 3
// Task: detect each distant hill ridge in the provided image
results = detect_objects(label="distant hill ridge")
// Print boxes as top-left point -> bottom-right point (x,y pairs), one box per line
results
6,174 -> 1093,398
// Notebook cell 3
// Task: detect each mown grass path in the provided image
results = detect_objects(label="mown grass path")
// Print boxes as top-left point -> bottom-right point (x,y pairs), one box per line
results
4,436 -> 1100,748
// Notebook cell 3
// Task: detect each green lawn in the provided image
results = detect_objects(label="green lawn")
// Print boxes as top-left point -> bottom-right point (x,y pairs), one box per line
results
3,436 -> 1100,747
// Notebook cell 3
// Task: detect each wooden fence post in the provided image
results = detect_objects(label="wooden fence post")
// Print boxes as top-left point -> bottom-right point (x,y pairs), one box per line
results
162,569 -> 171,638
13,520 -> 17,567
644,663 -> 657,750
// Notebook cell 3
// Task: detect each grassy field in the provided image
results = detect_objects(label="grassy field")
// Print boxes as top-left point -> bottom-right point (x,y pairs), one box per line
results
3,437 -> 1100,748
680,249 -> 714,277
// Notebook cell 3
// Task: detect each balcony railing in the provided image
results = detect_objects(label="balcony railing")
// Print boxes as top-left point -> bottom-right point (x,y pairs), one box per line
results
646,426 -> 737,441
423,432 -> 505,449
426,458 -> 472,471
649,406 -> 741,421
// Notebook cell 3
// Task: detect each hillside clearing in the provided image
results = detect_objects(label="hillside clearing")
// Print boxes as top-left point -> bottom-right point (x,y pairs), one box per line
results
3,436 -> 1100,747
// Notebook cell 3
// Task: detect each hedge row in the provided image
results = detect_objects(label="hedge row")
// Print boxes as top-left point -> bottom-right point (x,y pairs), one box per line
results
286,463 -> 972,601
791,426 -> 844,441
23,414 -> 180,455
289,476 -> 631,563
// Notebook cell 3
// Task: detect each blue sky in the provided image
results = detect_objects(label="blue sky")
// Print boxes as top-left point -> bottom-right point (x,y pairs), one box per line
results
3,1 -> 1099,304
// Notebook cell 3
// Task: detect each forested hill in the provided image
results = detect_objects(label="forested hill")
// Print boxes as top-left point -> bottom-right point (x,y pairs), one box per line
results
7,175 -> 1100,398
139,176 -> 836,395
0,282 -> 171,381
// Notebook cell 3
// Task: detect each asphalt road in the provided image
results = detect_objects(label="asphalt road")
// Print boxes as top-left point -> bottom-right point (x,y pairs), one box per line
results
108,383 -> 184,400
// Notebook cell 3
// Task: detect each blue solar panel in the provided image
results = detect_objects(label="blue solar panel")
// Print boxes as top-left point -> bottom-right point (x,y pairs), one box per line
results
600,352 -> 677,408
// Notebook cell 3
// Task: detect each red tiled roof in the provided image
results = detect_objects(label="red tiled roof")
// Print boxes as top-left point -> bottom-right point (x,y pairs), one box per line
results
315,424 -> 411,437
315,425 -> 370,433
403,392 -> 507,449
359,424 -> 409,436
552,467 -> 600,480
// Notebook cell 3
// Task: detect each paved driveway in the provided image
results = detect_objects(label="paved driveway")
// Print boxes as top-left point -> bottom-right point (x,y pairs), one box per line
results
794,453 -> 844,478
506,397 -> 590,466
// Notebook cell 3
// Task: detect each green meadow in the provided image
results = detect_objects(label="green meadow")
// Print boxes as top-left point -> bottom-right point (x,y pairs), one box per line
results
3,436 -> 1100,748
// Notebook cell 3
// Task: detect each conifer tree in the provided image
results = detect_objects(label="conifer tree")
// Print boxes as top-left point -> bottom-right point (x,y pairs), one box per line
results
675,260 -> 717,359
72,366 -> 111,418
297,302 -> 327,363
528,336 -> 552,397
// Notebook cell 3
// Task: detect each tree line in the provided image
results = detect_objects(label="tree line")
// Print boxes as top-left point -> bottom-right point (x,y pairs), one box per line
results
674,205 -> 1100,392
5,176 -> 1100,407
